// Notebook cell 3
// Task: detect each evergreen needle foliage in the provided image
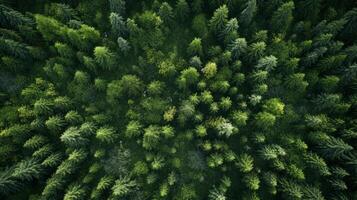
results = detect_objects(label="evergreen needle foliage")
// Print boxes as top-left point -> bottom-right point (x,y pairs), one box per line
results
0,0 -> 357,199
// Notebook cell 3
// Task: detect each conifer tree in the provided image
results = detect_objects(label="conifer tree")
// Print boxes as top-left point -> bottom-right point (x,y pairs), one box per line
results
271,2 -> 295,34
240,0 -> 256,26
209,5 -> 228,34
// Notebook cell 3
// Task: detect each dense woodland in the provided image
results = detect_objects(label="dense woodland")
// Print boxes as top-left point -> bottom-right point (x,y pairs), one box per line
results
0,0 -> 357,199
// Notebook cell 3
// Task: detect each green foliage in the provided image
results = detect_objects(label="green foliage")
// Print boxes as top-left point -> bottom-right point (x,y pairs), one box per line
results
236,153 -> 254,173
279,178 -> 303,199
319,137 -> 353,159
302,185 -> 325,200
216,119 -> 235,137
94,46 -> 115,70
96,127 -> 117,144
244,173 -> 260,191
12,159 -> 42,181
202,62 -> 217,79
35,14 -> 66,41
107,75 -> 143,101
110,12 -> 126,37
96,175 -> 115,192
255,112 -> 276,129
259,144 -> 286,160
229,38 -> 247,59
247,42 -> 266,62
192,14 -> 208,38
0,124 -> 29,138
125,120 -> 142,138
45,116 -> 65,133
34,99 -> 54,116
178,67 -> 200,89
23,135 -> 47,150
0,159 -> 42,195
0,39 -> 31,60
187,38 -> 203,56
231,111 -> 248,127
209,5 -> 228,33
142,125 -> 161,150
255,55 -> 277,72
271,1 -> 295,34
195,125 -> 207,137
304,153 -> 331,176
65,111 -> 83,125
158,2 -> 173,24
262,98 -> 285,116
61,127 -> 89,147
240,0 -> 257,26
111,176 -> 136,197
41,153 -> 64,168
64,184 -> 86,200
0,5 -> 34,29
1,1 -> 357,200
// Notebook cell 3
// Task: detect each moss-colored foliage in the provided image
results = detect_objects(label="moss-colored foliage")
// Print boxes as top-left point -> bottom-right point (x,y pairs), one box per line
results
0,1 -> 357,200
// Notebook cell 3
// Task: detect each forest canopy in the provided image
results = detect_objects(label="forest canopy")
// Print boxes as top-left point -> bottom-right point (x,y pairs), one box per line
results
0,0 -> 357,200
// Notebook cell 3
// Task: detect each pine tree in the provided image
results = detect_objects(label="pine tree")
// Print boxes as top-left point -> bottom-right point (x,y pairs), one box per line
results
178,67 -> 200,89
259,144 -> 286,160
110,12 -> 127,37
302,185 -> 325,200
45,116 -> 65,133
231,111 -> 248,127
61,127 -> 89,147
229,38 -> 247,58
117,37 -> 130,53
236,153 -> 254,173
255,55 -> 277,72
107,75 -> 143,101
111,176 -> 137,197
96,127 -> 117,144
64,183 -> 86,200
23,135 -> 47,150
271,1 -> 294,35
342,8 -> 357,38
47,3 -> 78,23
187,38 -> 203,56
209,5 -> 228,34
42,149 -> 87,198
175,0 -> 189,21
0,168 -> 20,195
142,125 -> 161,150
0,159 -> 43,195
0,39 -> 31,60
158,2 -> 174,24
125,120 -> 143,138
239,0 -> 256,26
247,42 -> 266,62
94,46 -> 115,70
202,62 -> 217,79
262,98 -> 285,116
255,112 -> 276,129
65,111 -> 83,125
12,159 -> 42,183
319,137 -> 353,160
279,178 -> 303,199
304,153 -> 331,176
41,153 -> 64,168
244,173 -> 260,191
0,5 -> 34,30
109,0 -> 126,15
208,187 -> 226,200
